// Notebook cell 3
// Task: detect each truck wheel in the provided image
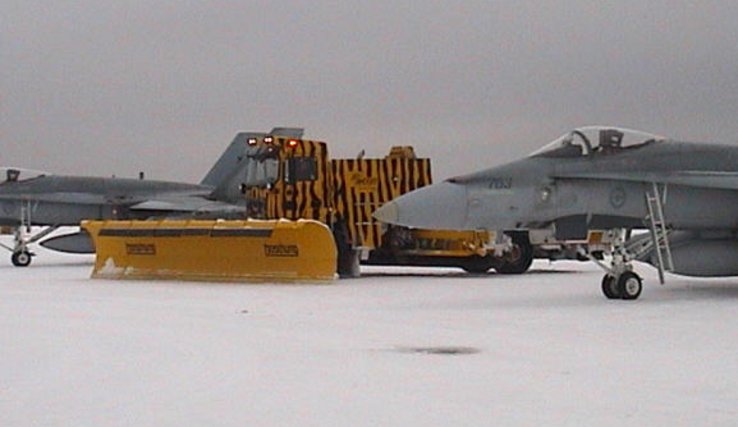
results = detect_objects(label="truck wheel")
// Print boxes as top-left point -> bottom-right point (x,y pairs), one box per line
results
337,247 -> 361,278
333,221 -> 360,278
495,234 -> 533,274
461,255 -> 495,274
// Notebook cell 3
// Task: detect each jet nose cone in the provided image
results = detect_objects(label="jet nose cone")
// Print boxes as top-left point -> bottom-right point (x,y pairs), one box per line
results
373,181 -> 468,230
373,200 -> 399,224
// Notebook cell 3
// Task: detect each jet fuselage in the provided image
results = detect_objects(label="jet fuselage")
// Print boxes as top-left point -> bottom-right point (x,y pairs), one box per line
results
376,128 -> 738,239
0,175 -> 212,226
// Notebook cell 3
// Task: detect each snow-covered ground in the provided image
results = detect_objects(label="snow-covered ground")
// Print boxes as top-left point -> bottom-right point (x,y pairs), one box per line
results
2,242 -> 738,426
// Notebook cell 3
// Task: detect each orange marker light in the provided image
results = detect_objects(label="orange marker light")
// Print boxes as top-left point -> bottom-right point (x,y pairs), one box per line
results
287,139 -> 299,148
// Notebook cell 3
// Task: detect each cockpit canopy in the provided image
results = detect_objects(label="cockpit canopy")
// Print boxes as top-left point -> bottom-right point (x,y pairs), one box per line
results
531,126 -> 667,158
0,167 -> 49,184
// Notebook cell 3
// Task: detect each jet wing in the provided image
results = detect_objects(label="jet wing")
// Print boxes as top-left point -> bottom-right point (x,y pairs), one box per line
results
553,171 -> 738,191
0,192 -> 108,204
129,196 -> 244,214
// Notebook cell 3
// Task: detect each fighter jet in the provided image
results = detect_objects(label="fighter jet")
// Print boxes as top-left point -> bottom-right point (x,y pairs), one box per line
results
0,128 -> 303,266
374,125 -> 738,300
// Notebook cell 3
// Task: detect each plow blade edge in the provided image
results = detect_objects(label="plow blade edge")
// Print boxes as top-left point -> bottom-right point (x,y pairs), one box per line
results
82,219 -> 337,283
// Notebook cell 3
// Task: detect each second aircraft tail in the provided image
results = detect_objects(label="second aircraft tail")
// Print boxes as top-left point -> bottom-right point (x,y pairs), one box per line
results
200,128 -> 304,201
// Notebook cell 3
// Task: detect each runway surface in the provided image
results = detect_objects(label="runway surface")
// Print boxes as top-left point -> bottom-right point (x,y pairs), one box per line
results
2,244 -> 737,426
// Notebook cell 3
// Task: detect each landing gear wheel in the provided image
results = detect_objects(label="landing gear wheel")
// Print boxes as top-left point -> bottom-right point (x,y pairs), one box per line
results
11,251 -> 32,267
601,274 -> 620,299
495,234 -> 533,275
617,271 -> 643,300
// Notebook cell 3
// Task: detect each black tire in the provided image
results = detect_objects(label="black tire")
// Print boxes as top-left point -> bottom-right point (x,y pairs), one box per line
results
617,271 -> 642,300
495,234 -> 534,275
333,221 -> 360,278
11,251 -> 32,267
601,274 -> 620,299
461,255 -> 495,274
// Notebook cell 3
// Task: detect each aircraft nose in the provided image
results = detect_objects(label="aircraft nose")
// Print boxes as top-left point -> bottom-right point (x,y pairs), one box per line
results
374,200 -> 399,224
373,181 -> 468,229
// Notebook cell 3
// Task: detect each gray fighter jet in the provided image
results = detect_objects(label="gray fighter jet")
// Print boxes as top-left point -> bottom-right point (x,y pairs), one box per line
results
374,126 -> 738,300
0,128 -> 303,266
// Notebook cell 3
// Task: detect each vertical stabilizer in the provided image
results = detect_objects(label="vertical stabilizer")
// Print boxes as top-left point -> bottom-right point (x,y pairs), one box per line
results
201,128 -> 304,188
200,132 -> 264,188
201,128 -> 306,202
270,128 -> 304,138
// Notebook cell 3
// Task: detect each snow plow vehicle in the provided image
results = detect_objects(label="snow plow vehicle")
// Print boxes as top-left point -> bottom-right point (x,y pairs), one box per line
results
84,130 -> 613,282
85,132 -> 514,282
236,134 -> 523,277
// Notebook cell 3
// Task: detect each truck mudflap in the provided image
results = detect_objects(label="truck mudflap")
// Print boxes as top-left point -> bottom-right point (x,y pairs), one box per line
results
82,219 -> 338,283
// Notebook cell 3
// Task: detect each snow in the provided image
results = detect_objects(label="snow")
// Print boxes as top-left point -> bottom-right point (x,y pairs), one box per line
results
2,243 -> 738,426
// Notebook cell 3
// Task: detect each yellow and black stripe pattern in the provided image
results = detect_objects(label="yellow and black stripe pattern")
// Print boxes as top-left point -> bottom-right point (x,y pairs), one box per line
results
331,156 -> 432,248
264,138 -> 332,223
243,136 -> 432,250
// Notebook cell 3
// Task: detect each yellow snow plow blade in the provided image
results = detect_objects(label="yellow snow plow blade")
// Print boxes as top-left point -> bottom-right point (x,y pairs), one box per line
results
82,219 -> 337,283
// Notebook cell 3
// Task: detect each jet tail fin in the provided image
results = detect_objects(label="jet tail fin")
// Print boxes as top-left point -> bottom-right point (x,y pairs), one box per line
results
200,133 -> 261,188
200,127 -> 305,199
269,127 -> 304,139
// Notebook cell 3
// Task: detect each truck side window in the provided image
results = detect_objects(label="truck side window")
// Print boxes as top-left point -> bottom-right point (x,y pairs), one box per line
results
285,157 -> 317,184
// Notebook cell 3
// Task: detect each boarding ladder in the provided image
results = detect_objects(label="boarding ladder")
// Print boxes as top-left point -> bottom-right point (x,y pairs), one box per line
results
644,182 -> 674,284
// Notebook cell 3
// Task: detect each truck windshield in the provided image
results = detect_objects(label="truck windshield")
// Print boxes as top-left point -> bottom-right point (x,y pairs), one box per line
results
243,157 -> 279,187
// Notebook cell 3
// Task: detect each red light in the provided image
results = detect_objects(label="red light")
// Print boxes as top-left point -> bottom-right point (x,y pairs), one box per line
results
287,139 -> 299,148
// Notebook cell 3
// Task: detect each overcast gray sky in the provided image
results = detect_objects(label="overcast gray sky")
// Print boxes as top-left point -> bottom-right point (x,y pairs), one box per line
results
3,1 -> 738,182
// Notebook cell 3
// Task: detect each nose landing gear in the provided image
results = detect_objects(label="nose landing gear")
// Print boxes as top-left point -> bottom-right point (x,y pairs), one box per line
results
1,226 -> 45,267
2,226 -> 59,267
582,229 -> 645,300
11,250 -> 32,267
1,228 -> 35,267
0,205 -> 59,266
601,271 -> 643,300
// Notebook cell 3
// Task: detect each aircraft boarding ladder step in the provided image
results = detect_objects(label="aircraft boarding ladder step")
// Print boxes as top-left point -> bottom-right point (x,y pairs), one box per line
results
643,182 -> 674,284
